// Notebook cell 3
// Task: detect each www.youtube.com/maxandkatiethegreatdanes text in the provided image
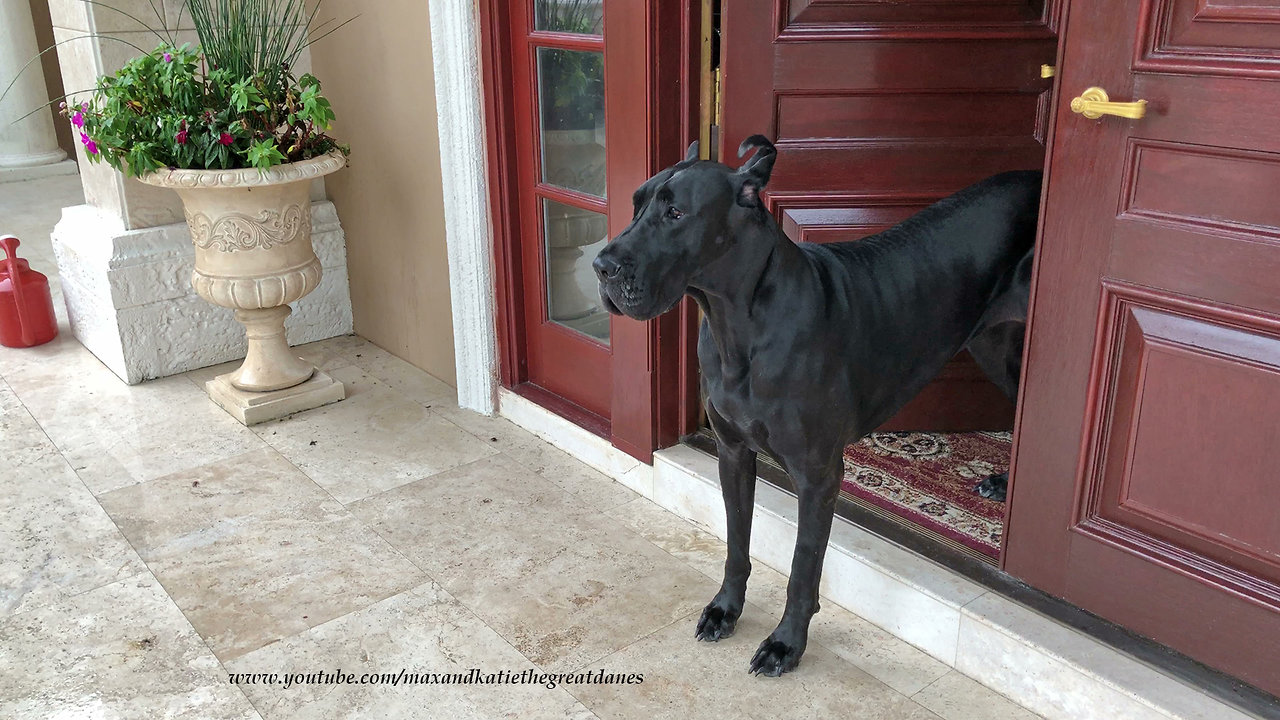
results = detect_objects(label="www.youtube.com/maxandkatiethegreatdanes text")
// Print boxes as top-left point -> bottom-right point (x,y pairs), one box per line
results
228,668 -> 645,691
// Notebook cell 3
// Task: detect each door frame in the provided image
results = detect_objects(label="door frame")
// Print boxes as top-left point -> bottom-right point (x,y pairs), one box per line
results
478,0 -> 702,461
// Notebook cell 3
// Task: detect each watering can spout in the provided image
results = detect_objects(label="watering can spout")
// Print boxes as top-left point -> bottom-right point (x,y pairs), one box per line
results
0,234 -> 58,348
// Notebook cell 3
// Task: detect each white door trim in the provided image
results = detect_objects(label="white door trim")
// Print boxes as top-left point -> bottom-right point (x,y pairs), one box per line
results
428,0 -> 499,414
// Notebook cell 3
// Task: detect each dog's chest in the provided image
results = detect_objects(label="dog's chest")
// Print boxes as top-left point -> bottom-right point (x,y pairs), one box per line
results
699,343 -> 782,452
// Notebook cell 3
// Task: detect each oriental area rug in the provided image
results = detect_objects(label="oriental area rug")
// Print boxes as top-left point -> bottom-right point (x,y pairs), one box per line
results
840,431 -> 1012,561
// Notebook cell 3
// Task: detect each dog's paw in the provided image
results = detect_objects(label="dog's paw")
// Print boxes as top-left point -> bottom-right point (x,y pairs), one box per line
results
974,471 -> 1008,502
748,636 -> 803,676
695,604 -> 739,642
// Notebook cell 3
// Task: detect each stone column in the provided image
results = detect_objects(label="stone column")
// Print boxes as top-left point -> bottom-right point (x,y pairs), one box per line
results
0,0 -> 75,180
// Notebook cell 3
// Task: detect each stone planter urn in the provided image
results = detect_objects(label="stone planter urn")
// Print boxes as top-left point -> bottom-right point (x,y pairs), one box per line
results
137,150 -> 348,424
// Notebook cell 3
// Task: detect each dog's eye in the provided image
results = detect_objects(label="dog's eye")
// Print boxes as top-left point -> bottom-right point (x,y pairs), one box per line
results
666,207 -> 685,220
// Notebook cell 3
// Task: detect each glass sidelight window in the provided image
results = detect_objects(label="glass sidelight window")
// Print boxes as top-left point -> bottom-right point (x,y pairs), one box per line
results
537,47 -> 605,197
534,0 -> 603,35
531,1 -> 609,345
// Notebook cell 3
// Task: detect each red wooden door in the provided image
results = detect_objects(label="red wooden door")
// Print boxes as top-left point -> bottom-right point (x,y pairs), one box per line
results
485,0 -> 693,452
718,2 -> 1058,431
505,0 -> 656,423
1005,0 -> 1280,694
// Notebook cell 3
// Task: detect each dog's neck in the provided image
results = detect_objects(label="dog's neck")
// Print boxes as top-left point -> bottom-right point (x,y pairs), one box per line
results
688,213 -> 803,367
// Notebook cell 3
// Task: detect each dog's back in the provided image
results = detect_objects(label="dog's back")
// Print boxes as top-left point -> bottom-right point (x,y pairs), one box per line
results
797,170 -> 1042,433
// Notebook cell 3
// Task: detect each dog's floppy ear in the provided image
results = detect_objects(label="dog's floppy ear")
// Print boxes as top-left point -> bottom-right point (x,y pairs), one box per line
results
684,140 -> 700,162
735,134 -> 776,208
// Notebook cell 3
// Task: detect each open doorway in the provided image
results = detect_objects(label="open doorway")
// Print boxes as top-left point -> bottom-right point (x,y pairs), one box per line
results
688,0 -> 1060,566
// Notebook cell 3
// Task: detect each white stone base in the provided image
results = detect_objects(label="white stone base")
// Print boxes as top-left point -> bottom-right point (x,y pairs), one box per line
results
206,369 -> 345,425
496,388 -> 1259,720
51,200 -> 354,385
0,159 -> 79,184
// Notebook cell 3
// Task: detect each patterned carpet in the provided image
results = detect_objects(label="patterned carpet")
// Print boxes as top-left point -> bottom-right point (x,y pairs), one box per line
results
841,432 -> 1012,559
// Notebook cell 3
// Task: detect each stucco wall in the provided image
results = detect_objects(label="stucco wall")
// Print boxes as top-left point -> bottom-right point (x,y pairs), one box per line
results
308,1 -> 458,387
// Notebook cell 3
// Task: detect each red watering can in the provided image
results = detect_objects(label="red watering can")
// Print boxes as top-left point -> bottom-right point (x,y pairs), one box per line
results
0,235 -> 58,348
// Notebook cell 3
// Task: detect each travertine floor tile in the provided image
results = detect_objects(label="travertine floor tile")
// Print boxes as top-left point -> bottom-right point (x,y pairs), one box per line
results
569,608 -> 941,720
254,366 -> 499,503
607,497 -> 952,696
0,382 -> 145,617
4,341 -> 263,495
351,453 -> 718,673
98,447 -> 426,660
914,670 -> 1045,720
226,581 -> 598,720
439,407 -> 639,511
349,343 -> 459,408
433,403 -> 547,454
0,574 -> 261,720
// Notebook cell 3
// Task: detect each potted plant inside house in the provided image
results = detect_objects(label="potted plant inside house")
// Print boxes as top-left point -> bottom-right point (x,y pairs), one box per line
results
534,0 -> 608,325
65,0 -> 351,422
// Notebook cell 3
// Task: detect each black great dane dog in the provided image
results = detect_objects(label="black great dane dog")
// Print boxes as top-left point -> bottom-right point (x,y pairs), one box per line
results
592,136 -> 1040,676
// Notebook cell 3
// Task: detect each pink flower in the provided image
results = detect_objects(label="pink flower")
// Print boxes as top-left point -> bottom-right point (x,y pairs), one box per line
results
72,111 -> 85,128
218,132 -> 234,146
81,101 -> 88,111
86,140 -> 99,155
79,132 -> 90,146
176,122 -> 189,145
163,52 -> 173,62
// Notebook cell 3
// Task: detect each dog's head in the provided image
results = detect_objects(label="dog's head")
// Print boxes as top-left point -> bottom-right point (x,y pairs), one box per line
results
592,135 -> 777,321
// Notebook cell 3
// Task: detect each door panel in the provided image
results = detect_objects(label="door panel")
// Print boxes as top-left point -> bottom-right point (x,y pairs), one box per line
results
720,2 -> 1057,431
509,1 -> 613,419
1006,0 -> 1280,693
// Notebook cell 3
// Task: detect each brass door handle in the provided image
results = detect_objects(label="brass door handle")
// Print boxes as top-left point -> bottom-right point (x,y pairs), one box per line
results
1070,87 -> 1147,120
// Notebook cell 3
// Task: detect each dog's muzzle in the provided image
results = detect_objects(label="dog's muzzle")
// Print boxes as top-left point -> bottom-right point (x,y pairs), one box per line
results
593,253 -> 640,317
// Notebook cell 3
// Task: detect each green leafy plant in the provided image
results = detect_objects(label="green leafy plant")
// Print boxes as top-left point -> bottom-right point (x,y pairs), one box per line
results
534,0 -> 603,131
50,0 -> 352,176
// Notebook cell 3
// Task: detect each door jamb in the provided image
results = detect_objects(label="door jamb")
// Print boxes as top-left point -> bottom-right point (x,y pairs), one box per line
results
429,0 -> 501,416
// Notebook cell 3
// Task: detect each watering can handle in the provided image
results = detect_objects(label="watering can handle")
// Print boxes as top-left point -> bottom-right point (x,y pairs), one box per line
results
0,235 -> 34,346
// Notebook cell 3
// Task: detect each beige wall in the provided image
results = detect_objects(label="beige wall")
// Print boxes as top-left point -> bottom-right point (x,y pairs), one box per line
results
308,1 -> 458,387
28,0 -> 75,157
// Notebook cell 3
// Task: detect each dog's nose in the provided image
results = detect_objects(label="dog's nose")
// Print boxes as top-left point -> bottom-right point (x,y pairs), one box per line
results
593,253 -> 622,281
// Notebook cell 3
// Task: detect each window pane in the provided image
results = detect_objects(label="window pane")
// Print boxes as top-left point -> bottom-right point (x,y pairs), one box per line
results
538,47 -> 606,198
543,198 -> 610,344
534,0 -> 603,35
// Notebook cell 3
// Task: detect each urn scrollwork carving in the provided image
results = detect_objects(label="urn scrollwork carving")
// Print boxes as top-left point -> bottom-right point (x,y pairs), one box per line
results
186,204 -> 310,252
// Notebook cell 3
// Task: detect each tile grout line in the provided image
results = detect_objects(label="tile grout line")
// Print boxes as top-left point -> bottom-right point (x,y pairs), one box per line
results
596,495 -> 955,710
0,375 -> 156,612
49,351 -> 434,712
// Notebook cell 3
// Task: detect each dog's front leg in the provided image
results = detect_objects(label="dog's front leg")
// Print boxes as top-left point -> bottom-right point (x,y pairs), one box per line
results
749,465 -> 840,676
696,423 -> 757,642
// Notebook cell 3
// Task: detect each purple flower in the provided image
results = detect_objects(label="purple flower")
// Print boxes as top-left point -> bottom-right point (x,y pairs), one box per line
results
81,101 -> 88,111
72,111 -> 85,128
79,132 -> 90,146
219,132 -> 234,146
86,140 -> 99,155
163,52 -> 173,63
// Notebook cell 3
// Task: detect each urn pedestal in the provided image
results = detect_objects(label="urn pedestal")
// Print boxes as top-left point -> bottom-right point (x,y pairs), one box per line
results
138,152 -> 348,424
